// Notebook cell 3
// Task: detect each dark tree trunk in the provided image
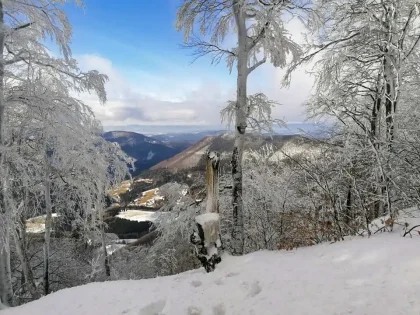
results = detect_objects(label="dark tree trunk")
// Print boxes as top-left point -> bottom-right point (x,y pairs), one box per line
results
344,185 -> 352,226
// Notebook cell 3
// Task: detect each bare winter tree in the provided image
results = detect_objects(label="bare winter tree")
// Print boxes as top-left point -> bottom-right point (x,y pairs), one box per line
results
176,0 -> 304,255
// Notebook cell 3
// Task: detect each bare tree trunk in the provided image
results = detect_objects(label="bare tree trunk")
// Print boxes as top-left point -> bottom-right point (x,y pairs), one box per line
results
191,152 -> 222,272
206,152 -> 219,214
371,80 -> 384,220
0,0 -> 4,145
13,216 -> 40,299
370,95 -> 380,140
381,6 -> 397,219
0,0 -> 13,306
0,234 -> 13,307
344,185 -> 352,226
231,2 -> 247,256
43,174 -> 52,296
100,215 -> 110,277
385,82 -> 394,142
0,183 -> 12,307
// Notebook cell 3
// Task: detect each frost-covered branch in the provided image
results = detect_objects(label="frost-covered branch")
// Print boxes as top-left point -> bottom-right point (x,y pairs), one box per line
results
247,57 -> 266,74
221,92 -> 281,132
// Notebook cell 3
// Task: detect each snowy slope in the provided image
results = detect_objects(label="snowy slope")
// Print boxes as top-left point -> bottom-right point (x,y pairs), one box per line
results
4,232 -> 420,315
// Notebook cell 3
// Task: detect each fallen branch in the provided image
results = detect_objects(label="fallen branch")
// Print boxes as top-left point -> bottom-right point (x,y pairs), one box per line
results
374,226 -> 387,234
403,224 -> 420,238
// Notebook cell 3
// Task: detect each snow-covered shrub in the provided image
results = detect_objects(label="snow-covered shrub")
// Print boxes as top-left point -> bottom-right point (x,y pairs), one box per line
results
241,149 -> 285,252
10,235 -> 98,305
218,143 -> 351,253
152,182 -> 202,274
135,182 -> 203,276
109,246 -> 155,280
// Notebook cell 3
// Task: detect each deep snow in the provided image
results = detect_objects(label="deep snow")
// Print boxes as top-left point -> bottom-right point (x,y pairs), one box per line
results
3,231 -> 420,315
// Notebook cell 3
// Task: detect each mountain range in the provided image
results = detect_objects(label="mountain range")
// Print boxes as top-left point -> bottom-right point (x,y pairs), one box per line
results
103,131 -> 183,176
104,124 -> 327,175
103,122 -> 327,136
151,132 -> 315,172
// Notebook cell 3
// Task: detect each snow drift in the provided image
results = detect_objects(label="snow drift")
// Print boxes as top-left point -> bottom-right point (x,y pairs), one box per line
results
3,232 -> 420,315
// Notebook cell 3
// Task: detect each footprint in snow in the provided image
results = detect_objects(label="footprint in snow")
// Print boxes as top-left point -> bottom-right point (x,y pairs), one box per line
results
225,272 -> 239,278
212,303 -> 226,315
248,281 -> 262,297
138,299 -> 166,315
190,280 -> 202,287
214,278 -> 224,285
187,306 -> 202,315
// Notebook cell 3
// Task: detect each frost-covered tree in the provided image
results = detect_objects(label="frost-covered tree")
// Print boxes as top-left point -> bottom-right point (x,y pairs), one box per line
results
291,0 -> 420,220
176,0 -> 304,255
0,0 -> 130,305
303,0 -> 420,141
3,65 -> 130,300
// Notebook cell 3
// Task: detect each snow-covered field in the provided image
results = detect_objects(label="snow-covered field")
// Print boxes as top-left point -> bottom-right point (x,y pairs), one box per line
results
4,232 -> 420,315
133,188 -> 164,207
116,210 -> 159,222
25,213 -> 58,233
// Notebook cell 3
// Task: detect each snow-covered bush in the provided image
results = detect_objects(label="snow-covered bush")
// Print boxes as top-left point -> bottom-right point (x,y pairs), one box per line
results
109,182 -> 203,279
109,246 -> 154,280
218,143 -> 354,253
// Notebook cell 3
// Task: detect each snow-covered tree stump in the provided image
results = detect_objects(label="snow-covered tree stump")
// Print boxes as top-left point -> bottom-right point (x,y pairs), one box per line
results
190,151 -> 222,272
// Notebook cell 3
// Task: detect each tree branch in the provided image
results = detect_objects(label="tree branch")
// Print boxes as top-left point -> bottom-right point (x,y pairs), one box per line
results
284,32 -> 360,83
403,33 -> 420,62
403,224 -> 420,237
13,22 -> 33,31
248,21 -> 269,51
248,57 -> 266,74
182,36 -> 236,65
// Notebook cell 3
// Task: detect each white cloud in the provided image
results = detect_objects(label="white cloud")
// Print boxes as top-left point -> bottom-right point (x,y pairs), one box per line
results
75,17 -> 314,128
75,54 -> 233,127
249,17 -> 315,123
248,63 -> 314,123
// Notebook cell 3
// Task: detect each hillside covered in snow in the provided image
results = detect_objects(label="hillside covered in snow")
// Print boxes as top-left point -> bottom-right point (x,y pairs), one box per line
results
3,231 -> 420,315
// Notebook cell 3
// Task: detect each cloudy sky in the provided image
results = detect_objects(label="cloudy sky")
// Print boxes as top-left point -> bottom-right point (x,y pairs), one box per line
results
64,0 -> 314,129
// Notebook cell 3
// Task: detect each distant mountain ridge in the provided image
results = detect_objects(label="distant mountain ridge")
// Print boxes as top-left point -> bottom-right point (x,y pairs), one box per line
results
104,125 -> 328,175
103,131 -> 182,176
151,132 -> 316,172
152,130 -> 226,143
102,122 -> 328,137
151,136 -> 216,171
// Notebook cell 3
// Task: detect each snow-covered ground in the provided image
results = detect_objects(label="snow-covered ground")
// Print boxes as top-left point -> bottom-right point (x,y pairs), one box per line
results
105,243 -> 126,255
133,188 -> 164,207
116,210 -> 159,222
4,231 -> 420,315
25,213 -> 58,233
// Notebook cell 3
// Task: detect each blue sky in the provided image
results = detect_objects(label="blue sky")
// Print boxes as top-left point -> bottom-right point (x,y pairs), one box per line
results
67,1 -> 204,71
62,0 -> 312,128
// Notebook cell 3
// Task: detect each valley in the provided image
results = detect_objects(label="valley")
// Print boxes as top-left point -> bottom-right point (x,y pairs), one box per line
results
22,128 -> 320,260
92,128 -> 322,258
